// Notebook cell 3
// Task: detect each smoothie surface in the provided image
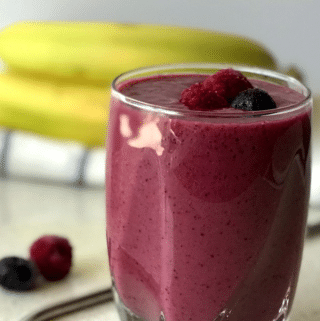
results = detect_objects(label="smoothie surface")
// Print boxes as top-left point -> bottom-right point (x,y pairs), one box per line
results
119,74 -> 306,112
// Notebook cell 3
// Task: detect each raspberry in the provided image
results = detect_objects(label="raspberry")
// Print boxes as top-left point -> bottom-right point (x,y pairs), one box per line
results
30,235 -> 72,281
0,256 -> 37,291
180,82 -> 229,111
180,68 -> 253,110
203,68 -> 253,103
231,88 -> 277,111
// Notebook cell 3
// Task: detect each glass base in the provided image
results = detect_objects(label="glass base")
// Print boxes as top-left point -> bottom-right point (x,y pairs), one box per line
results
113,285 -> 290,321
113,286 -> 144,321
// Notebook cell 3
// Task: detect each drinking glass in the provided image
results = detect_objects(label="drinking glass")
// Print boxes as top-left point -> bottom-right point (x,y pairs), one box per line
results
105,63 -> 312,321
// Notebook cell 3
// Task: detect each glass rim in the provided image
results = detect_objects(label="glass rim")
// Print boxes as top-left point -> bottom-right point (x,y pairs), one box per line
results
111,62 -> 312,119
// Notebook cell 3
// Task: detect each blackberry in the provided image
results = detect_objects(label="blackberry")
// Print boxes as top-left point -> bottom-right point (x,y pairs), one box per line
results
231,88 -> 277,111
0,256 -> 37,291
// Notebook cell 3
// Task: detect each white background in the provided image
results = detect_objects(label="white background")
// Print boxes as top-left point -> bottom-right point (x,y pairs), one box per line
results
0,0 -> 319,93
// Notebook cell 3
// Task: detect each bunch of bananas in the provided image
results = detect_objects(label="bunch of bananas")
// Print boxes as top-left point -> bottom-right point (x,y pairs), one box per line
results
0,21 -> 278,147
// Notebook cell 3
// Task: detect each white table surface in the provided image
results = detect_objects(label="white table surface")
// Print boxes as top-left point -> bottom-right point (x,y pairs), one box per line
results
0,179 -> 111,320
0,178 -> 319,321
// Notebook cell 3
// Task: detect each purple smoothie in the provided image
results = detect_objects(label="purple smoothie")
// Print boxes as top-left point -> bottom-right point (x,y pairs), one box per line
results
106,72 -> 311,321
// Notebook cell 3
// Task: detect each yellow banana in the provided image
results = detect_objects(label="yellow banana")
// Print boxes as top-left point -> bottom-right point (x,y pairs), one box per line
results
0,21 -> 278,85
0,70 -> 109,147
0,22 -> 279,146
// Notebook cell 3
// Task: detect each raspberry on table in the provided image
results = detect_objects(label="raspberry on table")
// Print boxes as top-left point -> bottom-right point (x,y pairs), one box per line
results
0,256 -> 38,291
231,88 -> 277,111
202,68 -> 253,103
180,82 -> 229,111
30,235 -> 72,281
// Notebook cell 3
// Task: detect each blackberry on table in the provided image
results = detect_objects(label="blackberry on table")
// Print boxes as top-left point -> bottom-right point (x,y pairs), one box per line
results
0,256 -> 37,291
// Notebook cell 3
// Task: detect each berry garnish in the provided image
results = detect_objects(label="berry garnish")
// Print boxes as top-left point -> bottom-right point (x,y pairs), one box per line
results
231,88 -> 277,111
30,235 -> 72,281
0,256 -> 37,291
180,68 -> 254,110
180,82 -> 229,111
202,68 -> 253,103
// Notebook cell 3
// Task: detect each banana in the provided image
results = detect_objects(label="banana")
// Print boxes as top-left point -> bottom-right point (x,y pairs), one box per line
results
0,22 -> 279,146
0,70 -> 109,147
0,21 -> 278,85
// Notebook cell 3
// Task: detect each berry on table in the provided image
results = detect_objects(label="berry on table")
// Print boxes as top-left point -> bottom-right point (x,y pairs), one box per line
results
30,235 -> 72,281
0,256 -> 37,291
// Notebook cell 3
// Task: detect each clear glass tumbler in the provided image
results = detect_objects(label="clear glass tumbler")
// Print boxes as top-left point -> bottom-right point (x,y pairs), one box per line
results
105,63 -> 312,321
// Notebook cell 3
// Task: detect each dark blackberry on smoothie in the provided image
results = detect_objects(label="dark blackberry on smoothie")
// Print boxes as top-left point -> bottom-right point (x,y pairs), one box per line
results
106,64 -> 312,321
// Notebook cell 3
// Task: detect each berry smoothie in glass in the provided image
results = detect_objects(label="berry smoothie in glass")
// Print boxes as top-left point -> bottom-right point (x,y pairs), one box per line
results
106,63 -> 312,321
